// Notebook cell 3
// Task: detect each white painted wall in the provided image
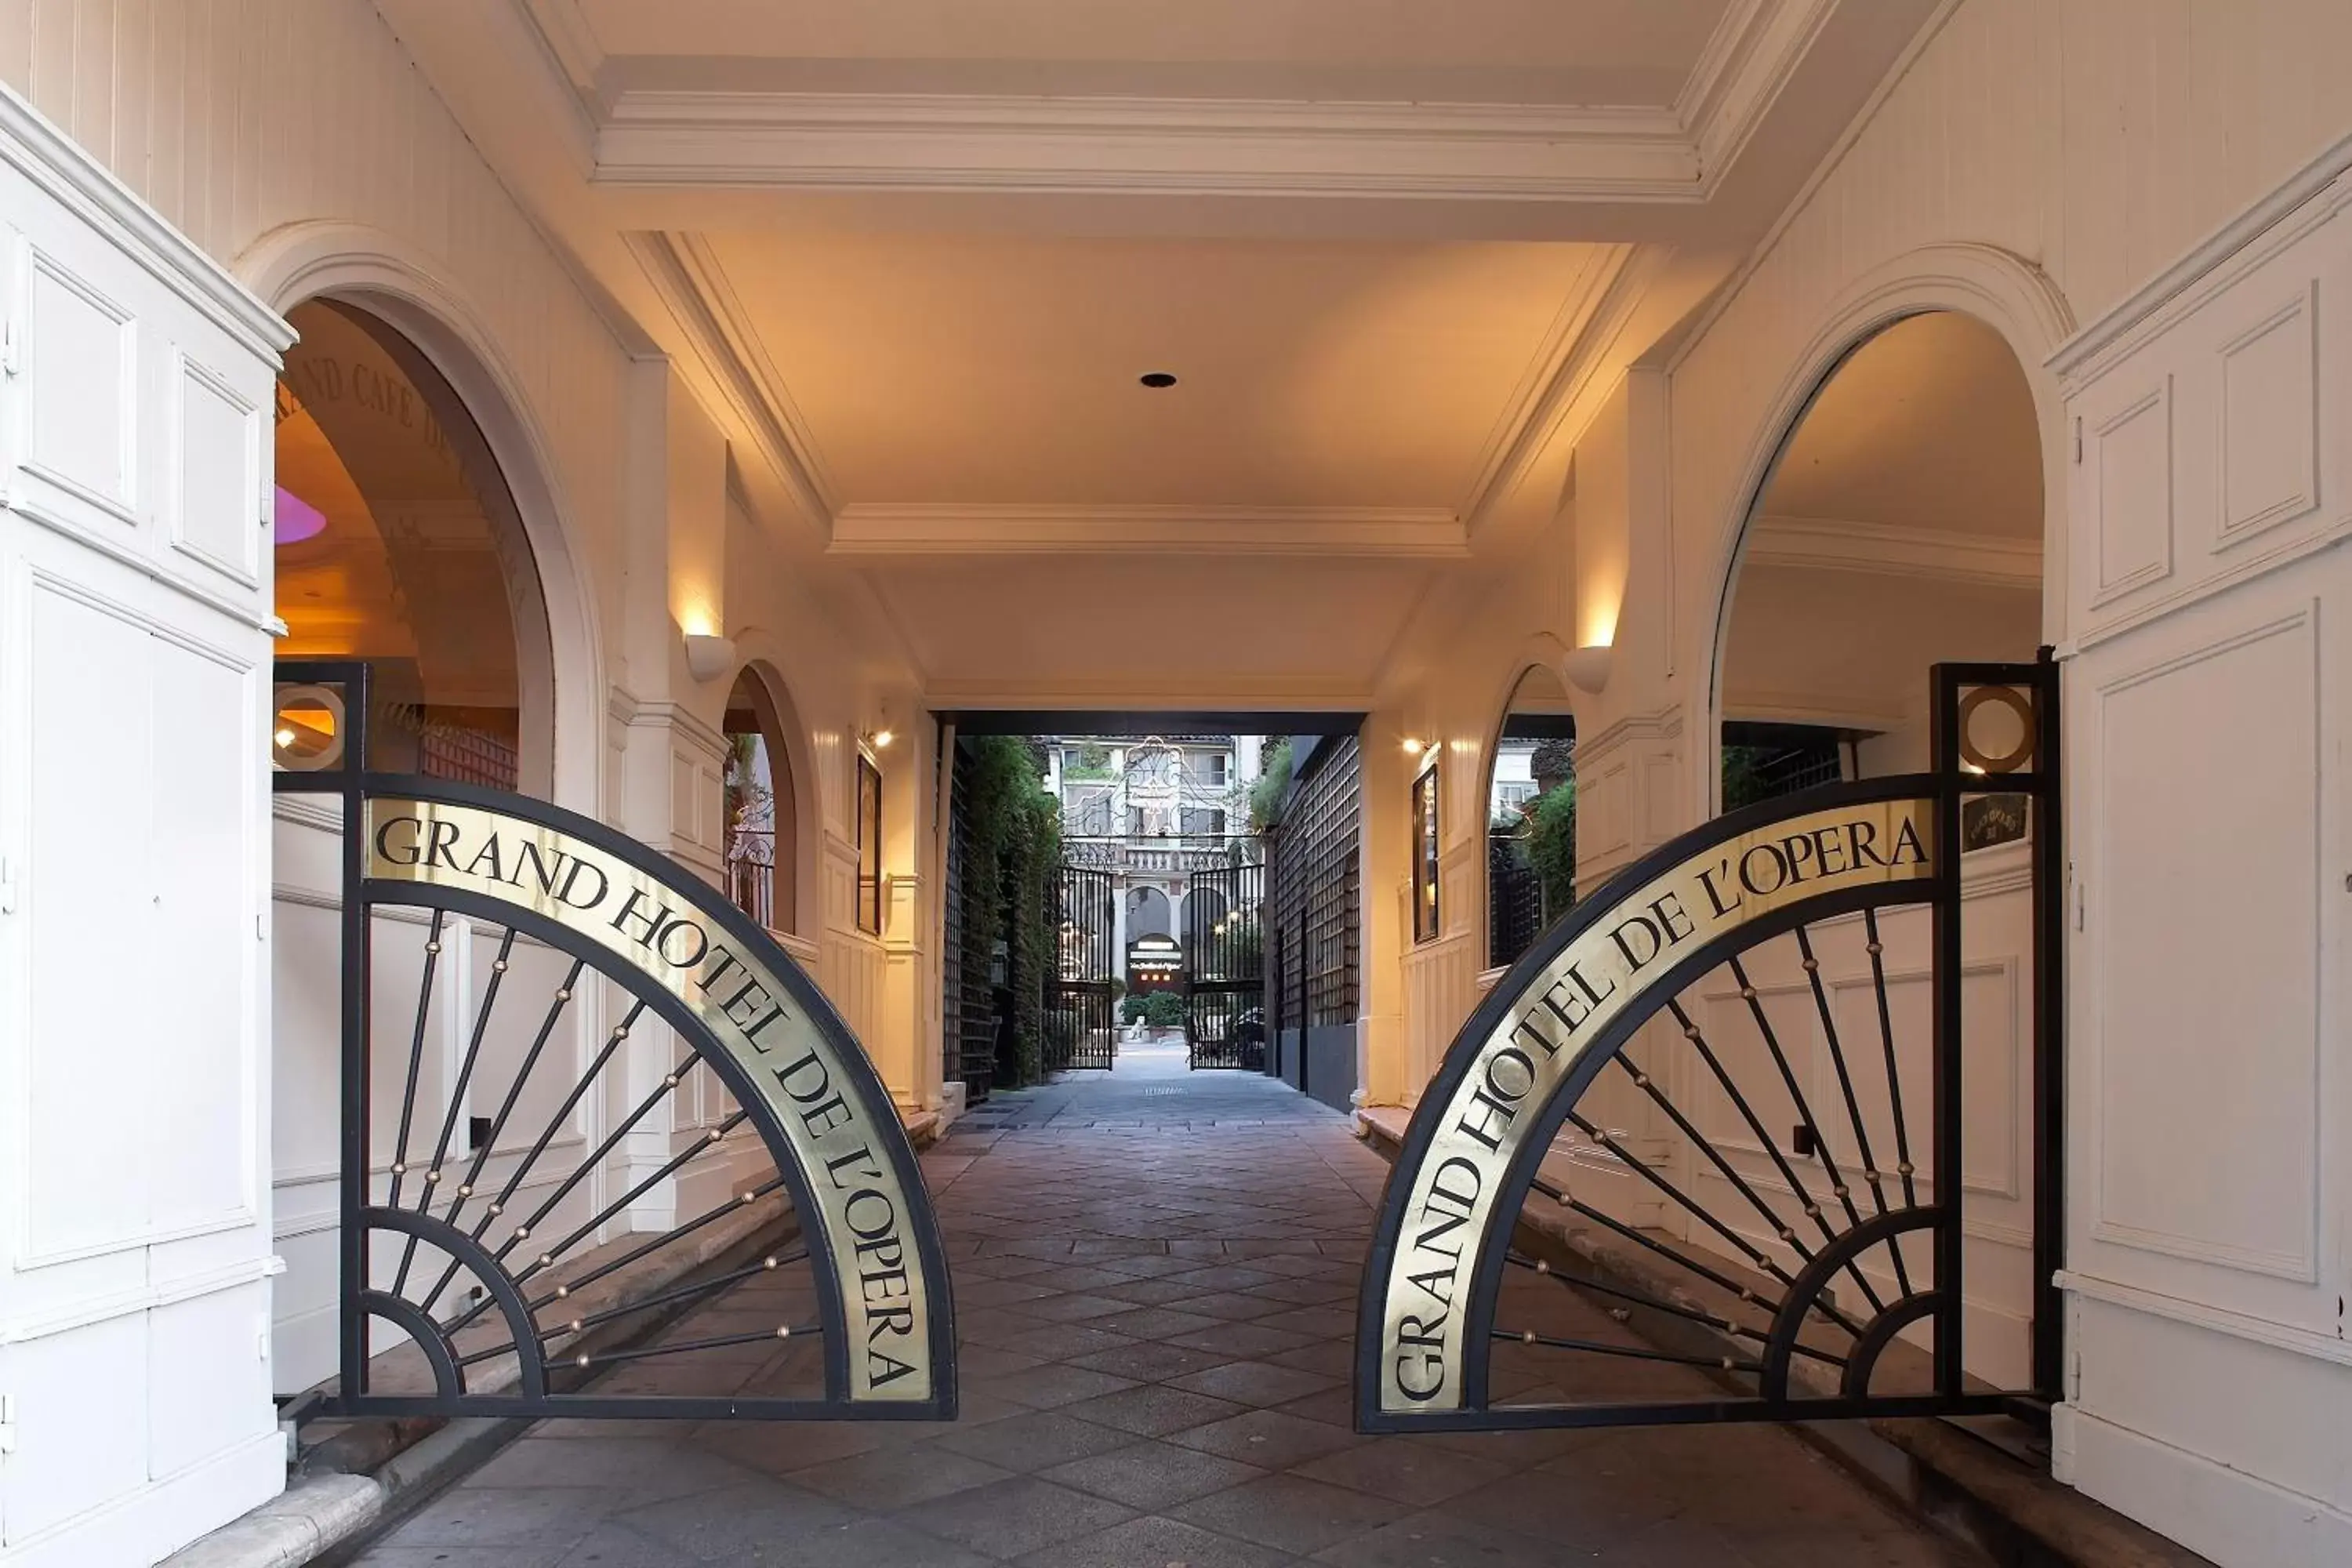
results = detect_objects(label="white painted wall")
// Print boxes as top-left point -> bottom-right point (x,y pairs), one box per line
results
0,2 -> 937,1539
1367,5 -> 2352,1559
2050,161 -> 2352,1568
0,83 -> 292,1568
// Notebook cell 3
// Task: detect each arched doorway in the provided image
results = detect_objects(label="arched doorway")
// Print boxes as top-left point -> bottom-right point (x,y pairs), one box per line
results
1127,884 -> 1174,941
1716,310 -> 2043,800
271,299 -> 554,794
721,667 -> 802,937
1709,307 -> 2047,1388
267,298 -> 561,1395
1483,662 -> 1577,972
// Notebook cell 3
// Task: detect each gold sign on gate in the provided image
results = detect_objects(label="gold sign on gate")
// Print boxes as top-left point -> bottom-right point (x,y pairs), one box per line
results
1376,797 -> 1935,1414
365,798 -> 935,1403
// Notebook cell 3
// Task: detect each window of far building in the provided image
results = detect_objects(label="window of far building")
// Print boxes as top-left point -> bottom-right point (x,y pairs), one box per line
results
856,753 -> 884,935
271,299 -> 550,792
1411,761 -> 1441,943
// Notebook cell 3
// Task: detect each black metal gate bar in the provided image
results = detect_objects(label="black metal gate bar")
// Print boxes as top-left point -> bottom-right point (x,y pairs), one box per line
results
274,659 -> 956,1425
1354,660 -> 2061,1435
1184,859 -> 1265,1070
1051,862 -> 1117,1071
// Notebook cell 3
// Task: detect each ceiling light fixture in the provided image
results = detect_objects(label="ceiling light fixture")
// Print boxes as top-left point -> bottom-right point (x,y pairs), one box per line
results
1138,372 -> 1178,388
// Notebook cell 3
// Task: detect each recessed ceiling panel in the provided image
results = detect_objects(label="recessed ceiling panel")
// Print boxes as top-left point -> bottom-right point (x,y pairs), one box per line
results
703,230 -> 1602,509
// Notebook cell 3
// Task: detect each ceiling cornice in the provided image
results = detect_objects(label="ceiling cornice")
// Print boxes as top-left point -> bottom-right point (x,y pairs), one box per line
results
1675,0 -> 1837,179
625,230 -> 838,525
594,94 -> 1697,200
829,503 -> 1468,559
559,0 -> 1840,201
1461,241 -> 1662,531
1743,514 -> 2044,587
517,0 -> 604,96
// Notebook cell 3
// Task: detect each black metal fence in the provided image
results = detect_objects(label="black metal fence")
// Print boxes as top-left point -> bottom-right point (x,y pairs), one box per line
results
1184,859 -> 1265,1069
1052,863 -> 1118,1071
1722,721 -> 1848,810
1266,738 -> 1361,1029
1486,829 -> 1547,971
724,827 -> 776,931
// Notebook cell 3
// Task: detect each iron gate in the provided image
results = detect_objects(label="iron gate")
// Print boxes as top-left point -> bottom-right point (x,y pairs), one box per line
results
274,662 -> 956,1423
1051,862 -> 1118,1071
1357,661 -> 2061,1432
1185,860 -> 1266,1070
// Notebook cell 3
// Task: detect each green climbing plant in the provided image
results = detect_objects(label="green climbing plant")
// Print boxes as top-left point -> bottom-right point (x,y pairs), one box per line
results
1249,738 -> 1294,832
1524,777 -> 1578,920
959,736 -> 1062,1087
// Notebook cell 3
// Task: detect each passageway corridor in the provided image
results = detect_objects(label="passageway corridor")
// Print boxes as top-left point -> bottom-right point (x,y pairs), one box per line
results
354,1064 -> 1978,1566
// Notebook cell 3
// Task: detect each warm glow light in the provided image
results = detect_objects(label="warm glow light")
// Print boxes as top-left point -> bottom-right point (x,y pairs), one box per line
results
872,729 -> 895,749
274,727 -> 297,748
1401,738 -> 1425,756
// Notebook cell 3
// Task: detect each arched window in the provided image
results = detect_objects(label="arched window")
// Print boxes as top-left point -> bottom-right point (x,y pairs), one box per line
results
1181,884 -> 1229,949
271,299 -> 552,793
722,669 -> 800,935
1127,885 -> 1174,940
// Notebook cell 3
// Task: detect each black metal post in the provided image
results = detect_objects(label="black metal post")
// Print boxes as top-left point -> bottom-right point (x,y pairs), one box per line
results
2030,651 -> 2067,1401
338,665 -> 372,1405
1929,664 -> 1966,1399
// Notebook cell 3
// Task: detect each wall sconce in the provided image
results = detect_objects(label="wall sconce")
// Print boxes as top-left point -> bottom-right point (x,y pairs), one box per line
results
867,728 -> 895,750
682,632 -> 735,684
1564,644 -> 1613,695
1401,737 -> 1427,757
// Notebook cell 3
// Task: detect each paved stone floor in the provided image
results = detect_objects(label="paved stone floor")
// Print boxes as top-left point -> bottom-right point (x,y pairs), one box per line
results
354,1040 -> 1981,1566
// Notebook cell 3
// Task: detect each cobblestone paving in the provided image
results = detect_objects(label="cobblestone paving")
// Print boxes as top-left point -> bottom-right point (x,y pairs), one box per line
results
354,1040 -> 1982,1566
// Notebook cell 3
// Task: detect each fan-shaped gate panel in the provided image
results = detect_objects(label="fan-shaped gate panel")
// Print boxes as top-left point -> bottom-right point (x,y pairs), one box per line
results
1356,662 -> 2060,1433
276,662 -> 955,1422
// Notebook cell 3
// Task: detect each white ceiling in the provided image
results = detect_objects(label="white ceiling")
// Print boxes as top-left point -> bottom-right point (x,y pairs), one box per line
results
375,0 -> 1948,706
703,230 -> 1610,512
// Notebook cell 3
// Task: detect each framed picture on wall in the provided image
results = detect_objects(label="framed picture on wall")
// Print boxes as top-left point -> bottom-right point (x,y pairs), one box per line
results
857,753 -> 884,933
1412,761 -> 1441,943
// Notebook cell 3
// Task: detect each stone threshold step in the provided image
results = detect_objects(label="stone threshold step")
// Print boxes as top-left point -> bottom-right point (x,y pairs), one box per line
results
163,1189 -> 801,1568
1352,1105 -> 2215,1568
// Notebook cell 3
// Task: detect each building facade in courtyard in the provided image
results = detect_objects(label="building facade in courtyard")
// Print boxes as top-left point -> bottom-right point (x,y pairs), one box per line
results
0,5 -> 2347,1566
1047,735 -> 1265,993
